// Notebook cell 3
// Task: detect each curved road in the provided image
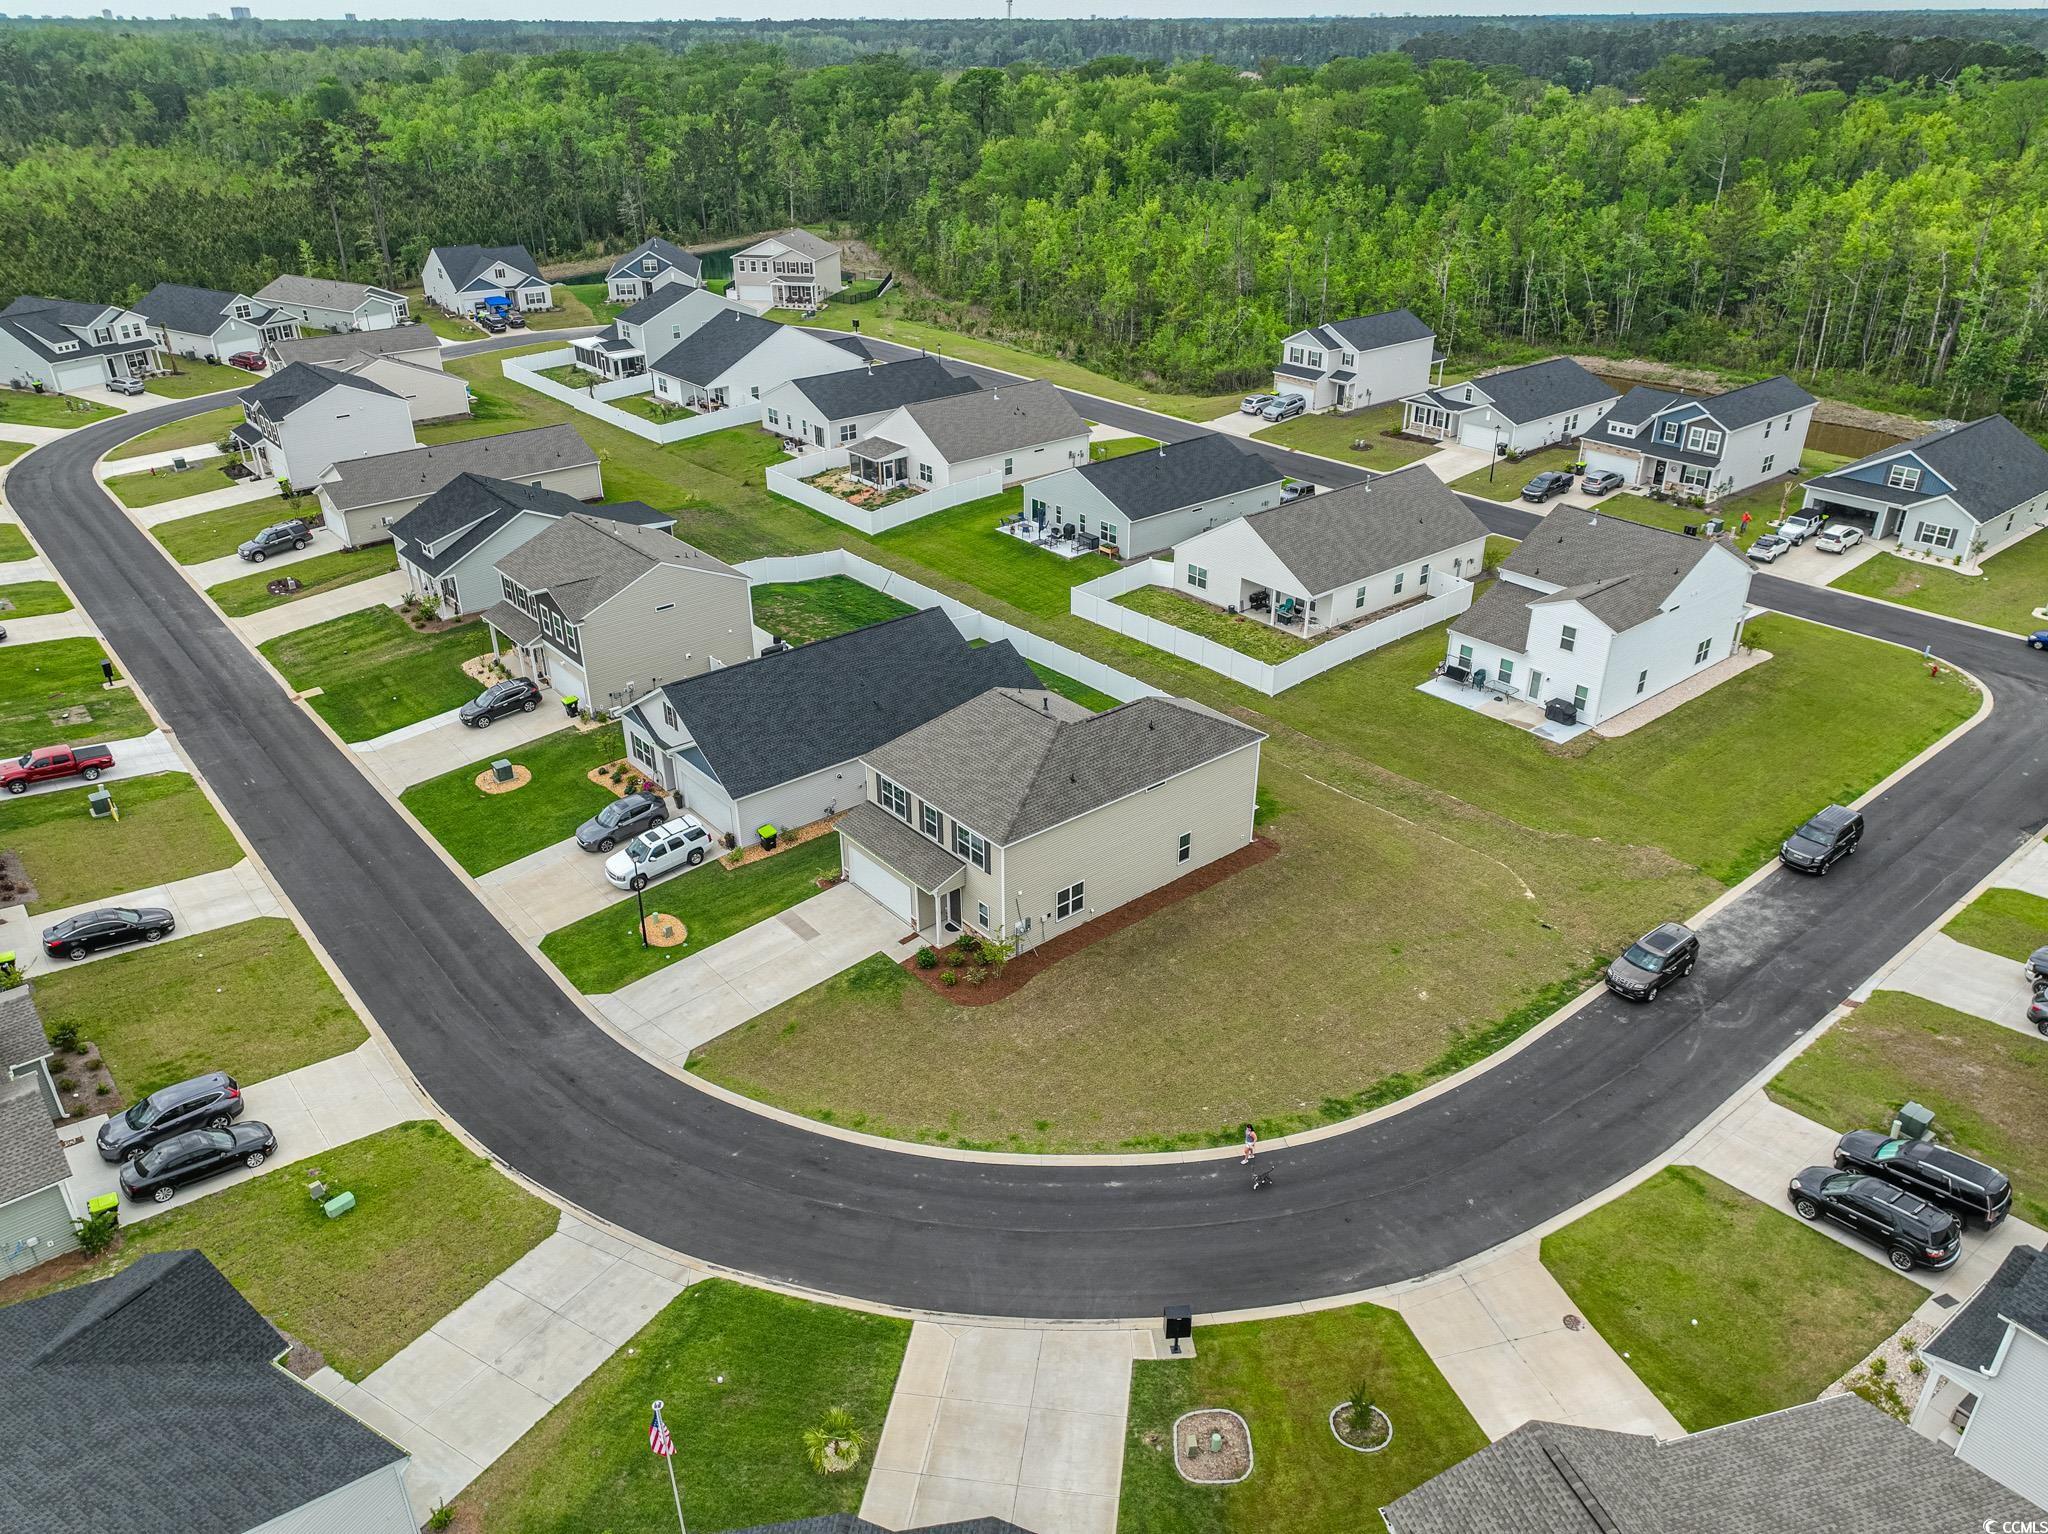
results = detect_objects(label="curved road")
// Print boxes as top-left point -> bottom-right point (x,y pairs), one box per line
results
9,345 -> 2044,1319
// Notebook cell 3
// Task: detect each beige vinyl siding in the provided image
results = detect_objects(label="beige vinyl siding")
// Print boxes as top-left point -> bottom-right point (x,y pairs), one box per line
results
571,564 -> 755,713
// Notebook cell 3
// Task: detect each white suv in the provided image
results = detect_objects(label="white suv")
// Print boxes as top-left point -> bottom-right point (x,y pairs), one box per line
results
603,815 -> 713,890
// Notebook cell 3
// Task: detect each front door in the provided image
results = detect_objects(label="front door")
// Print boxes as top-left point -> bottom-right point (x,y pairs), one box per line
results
944,889 -> 962,930
1527,669 -> 1542,702
526,644 -> 550,686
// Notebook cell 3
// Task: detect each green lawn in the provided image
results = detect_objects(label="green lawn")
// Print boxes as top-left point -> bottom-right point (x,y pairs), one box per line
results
399,285 -> 599,339
752,577 -> 914,646
546,833 -> 841,995
1119,1303 -> 1486,1534
401,724 -> 624,876
451,1279 -> 907,1534
1025,658 -> 1120,712
1769,990 -> 2048,1228
1251,401 -> 1440,471
106,403 -> 241,460
0,580 -> 72,618
0,637 -> 151,743
614,392 -> 701,424
0,525 -> 31,561
144,358 -> 254,399
207,543 -> 396,617
0,391 -> 115,428
416,370 -> 534,447
1596,499 -> 1764,550
559,280 -> 621,323
534,362 -> 594,388
1832,531 -> 2048,635
1942,885 -> 2048,962
0,440 -> 30,466
259,607 -> 489,742
1,769 -> 240,913
1541,1166 -> 1922,1431
1091,434 -> 1159,460
103,455 -> 238,509
10,1122 -> 556,1380
1114,585 -> 1309,662
152,499 -> 300,564
865,490 -> 1117,619
32,917 -> 364,1098
1712,448 -> 1851,537
1447,444 -> 1582,502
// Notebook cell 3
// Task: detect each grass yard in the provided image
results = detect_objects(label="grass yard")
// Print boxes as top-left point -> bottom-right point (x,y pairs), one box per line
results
1831,531 -> 2048,635
1712,448 -> 1852,535
1025,659 -> 1120,712
32,917 -> 363,1098
0,770 -> 241,912
1941,885 -> 2048,962
613,392 -> 698,424
0,580 -> 72,618
259,607 -> 489,742
1541,1166 -> 1922,1431
752,576 -> 915,646
867,490 -> 1118,618
543,833 -> 842,995
103,455 -> 238,509
11,1122 -> 556,1380
0,524 -> 30,561
1447,443 -> 1581,502
534,362 -> 594,388
400,724 -> 624,876
1251,401 -> 1441,471
207,543 -> 396,617
558,280 -> 621,323
152,498 -> 298,564
1119,1303 -> 1486,1534
0,637 -> 151,743
1114,585 -> 1309,662
1768,990 -> 2048,1228
144,358 -> 253,399
450,1279 -> 907,1534
1092,434 -> 1159,460
0,440 -> 29,466
0,391 -> 115,429
106,403 -> 240,460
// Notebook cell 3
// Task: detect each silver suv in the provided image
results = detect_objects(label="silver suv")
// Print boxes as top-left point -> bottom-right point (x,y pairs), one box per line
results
603,815 -> 712,890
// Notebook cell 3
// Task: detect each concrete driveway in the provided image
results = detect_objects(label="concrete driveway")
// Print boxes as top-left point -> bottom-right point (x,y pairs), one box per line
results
351,693 -> 567,781
1744,533 -> 1886,588
479,836 -> 623,943
1884,935 -> 2039,1040
125,476 -> 277,528
232,570 -> 408,647
11,860 -> 280,978
3,730 -> 183,799
188,524 -> 346,589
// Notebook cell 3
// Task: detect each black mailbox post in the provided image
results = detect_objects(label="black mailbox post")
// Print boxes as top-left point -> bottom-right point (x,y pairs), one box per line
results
1163,1305 -> 1193,1355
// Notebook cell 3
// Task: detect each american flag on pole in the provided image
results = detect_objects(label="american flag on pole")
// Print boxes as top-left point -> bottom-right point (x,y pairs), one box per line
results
649,1402 -> 675,1458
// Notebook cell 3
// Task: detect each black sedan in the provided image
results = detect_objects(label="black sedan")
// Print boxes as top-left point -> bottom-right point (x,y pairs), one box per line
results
1521,471 -> 1575,503
459,676 -> 542,728
1833,1130 -> 2011,1228
119,1122 -> 276,1204
42,905 -> 174,961
1788,1166 -> 1961,1272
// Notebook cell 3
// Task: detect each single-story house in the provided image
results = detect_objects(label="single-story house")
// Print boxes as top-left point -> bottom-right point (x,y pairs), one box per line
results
393,473 -> 673,617
1910,1239 -> 2048,1508
230,361 -> 415,487
482,514 -> 754,714
254,274 -> 410,332
606,236 -> 703,306
0,1073 -> 77,1276
1445,511 -> 1752,727
335,353 -> 470,425
843,379 -> 1090,497
422,244 -> 551,316
1170,464 -> 1487,636
1021,433 -> 1287,559
648,308 -> 863,411
315,423 -> 600,549
1,986 -> 59,1118
1380,1396 -> 2034,1533
135,283 -> 299,362
623,607 -> 1039,849
1402,357 -> 1618,454
570,285 -> 739,382
0,294 -> 163,394
729,228 -> 845,310
760,356 -> 981,452
842,688 -> 1264,946
267,326 -> 440,371
1800,414 -> 2048,560
1578,375 -> 1817,502
0,1250 -> 415,1534
1272,308 -> 1443,413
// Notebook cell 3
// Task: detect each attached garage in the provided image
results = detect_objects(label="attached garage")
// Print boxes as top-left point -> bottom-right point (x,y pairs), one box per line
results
1582,447 -> 1641,485
845,842 -> 914,924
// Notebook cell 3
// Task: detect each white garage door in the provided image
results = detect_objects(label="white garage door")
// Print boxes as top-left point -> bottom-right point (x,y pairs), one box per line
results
845,844 -> 913,923
1457,418 -> 1498,450
1583,449 -> 1638,483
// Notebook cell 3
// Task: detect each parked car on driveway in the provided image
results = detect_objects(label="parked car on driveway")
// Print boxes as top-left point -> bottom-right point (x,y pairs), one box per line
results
1240,394 -> 1277,416
108,375 -> 147,396
96,1071 -> 244,1162
1778,512 -> 1824,544
1260,394 -> 1306,423
227,351 -> 267,372
1605,922 -> 1698,1002
1788,1166 -> 1962,1272
476,311 -> 508,334
1579,469 -> 1623,497
1832,1131 -> 2011,1228
1814,525 -> 1863,554
1521,471 -> 1575,503
120,1122 -> 275,1204
1779,804 -> 1863,875
458,677 -> 542,728
2026,945 -> 2048,987
575,790 -> 668,853
1280,481 -> 1317,502
2028,991 -> 2048,1035
236,518 -> 311,563
603,815 -> 712,891
42,905 -> 174,962
4,742 -> 112,795
1747,534 -> 1792,564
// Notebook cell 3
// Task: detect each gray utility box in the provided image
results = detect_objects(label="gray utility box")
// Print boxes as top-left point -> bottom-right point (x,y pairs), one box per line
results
87,789 -> 113,818
491,759 -> 515,783
1893,1100 -> 1937,1142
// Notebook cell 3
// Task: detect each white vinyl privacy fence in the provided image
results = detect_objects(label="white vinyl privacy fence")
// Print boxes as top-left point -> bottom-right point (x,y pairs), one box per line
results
765,448 -> 1004,536
502,348 -> 763,444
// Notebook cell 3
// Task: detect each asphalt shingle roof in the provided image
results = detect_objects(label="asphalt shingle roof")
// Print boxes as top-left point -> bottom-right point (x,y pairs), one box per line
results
731,1516 -> 1027,1534
1450,580 -> 1537,651
495,514 -> 738,619
746,227 -> 839,260
1311,308 -> 1434,353
319,425 -> 596,512
1065,434 -> 1283,522
896,379 -> 1087,463
255,275 -> 404,311
135,283 -> 275,338
0,985 -> 49,1070
1834,415 -> 2048,522
1926,1243 -> 2046,1370
1234,466 -> 1487,593
1436,357 -> 1616,425
0,295 -> 141,361
390,473 -> 670,577
1694,373 -> 1816,430
268,327 -> 434,368
782,357 -> 980,423
608,236 -> 702,282
239,360 -> 398,420
615,285 -> 703,327
432,243 -> 543,289
1578,384 -> 1693,449
0,1250 -> 407,1534
836,800 -> 966,891
651,309 -> 781,385
0,1073 -> 64,1202
1454,511 -> 1740,643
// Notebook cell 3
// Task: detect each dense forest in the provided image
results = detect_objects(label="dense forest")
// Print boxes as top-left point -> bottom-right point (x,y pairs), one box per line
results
3,18 -> 2047,421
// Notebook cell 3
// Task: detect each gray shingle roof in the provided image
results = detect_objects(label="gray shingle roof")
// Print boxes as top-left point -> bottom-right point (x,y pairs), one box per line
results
391,474 -> 670,577
608,237 -> 702,282
1695,373 -> 1816,430
318,425 -> 596,512
1437,357 -> 1616,425
1450,580 -> 1537,651
255,275 -> 404,311
0,1250 -> 407,1534
1926,1244 -> 2046,1370
615,285 -> 703,327
651,309 -> 781,385
628,608 -> 1038,801
268,327 -> 434,368
0,295 -> 144,362
478,599 -> 539,646
1273,362 -> 1322,381
747,227 -> 839,260
1578,384 -> 1693,449
843,434 -> 905,460
1830,415 -> 2048,522
494,514 -> 739,619
1312,308 -> 1434,353
239,360 -> 398,420
1067,434 -> 1283,522
1233,466 -> 1487,593
897,379 -> 1087,463
782,357 -> 980,423
837,800 -> 966,892
431,243 -> 542,289
0,985 -> 49,1070
135,283 -> 275,338
1503,510 -> 1720,597
866,690 -> 1263,845
0,1072 -> 64,1201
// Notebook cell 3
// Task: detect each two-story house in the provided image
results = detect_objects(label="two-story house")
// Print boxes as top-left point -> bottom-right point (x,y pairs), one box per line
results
229,362 -> 415,486
841,379 -> 1090,498
335,353 -> 471,426
730,229 -> 845,310
480,513 -> 754,714
1442,512 -> 1752,727
838,688 -> 1265,947
136,283 -> 299,363
1800,415 -> 2048,561
1271,309 -> 1443,413
760,356 -> 981,452
421,244 -> 552,316
1402,357 -> 1618,454
1577,375 -> 1817,502
254,275 -> 411,332
569,285 -> 741,382
647,309 -> 864,411
316,423 -> 601,549
606,237 -> 703,305
1022,433 -> 1288,559
1910,1240 -> 2048,1510
0,295 -> 163,394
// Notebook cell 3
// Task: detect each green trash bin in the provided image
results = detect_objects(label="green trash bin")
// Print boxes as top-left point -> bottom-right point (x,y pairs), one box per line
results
86,1192 -> 120,1218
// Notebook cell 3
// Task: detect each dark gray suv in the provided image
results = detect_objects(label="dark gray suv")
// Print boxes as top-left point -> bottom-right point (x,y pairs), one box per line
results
96,1071 -> 244,1162
1605,922 -> 1699,1002
1780,804 -> 1863,874
575,790 -> 667,853
237,518 -> 311,562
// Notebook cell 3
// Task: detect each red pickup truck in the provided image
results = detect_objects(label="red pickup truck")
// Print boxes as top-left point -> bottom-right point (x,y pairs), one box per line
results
3,743 -> 114,794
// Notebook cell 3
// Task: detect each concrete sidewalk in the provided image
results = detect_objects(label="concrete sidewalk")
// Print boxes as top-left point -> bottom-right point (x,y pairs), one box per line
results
12,859 -> 279,977
0,554 -> 55,584
0,607 -> 92,644
353,695 -> 562,784
231,569 -> 408,646
3,729 -> 182,798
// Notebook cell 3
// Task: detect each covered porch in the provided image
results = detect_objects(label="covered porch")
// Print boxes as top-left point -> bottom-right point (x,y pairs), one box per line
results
478,601 -> 579,699
845,435 -> 910,491
570,334 -> 646,381
1228,574 -> 1319,635
837,800 -> 968,948
227,420 -> 275,480
1402,392 -> 1462,442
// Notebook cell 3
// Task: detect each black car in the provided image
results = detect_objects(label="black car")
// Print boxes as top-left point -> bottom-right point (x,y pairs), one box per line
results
1521,471 -> 1575,503
119,1122 -> 276,1203
575,790 -> 668,853
1604,921 -> 1698,1002
1833,1131 -> 2011,1228
1779,804 -> 1863,875
96,1071 -> 244,1162
459,677 -> 542,728
475,310 -> 508,333
1788,1166 -> 1962,1271
2027,945 -> 2048,987
42,905 -> 174,961
236,518 -> 311,563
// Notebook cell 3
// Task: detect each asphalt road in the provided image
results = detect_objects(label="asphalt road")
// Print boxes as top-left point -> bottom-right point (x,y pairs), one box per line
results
9,342 -> 2044,1319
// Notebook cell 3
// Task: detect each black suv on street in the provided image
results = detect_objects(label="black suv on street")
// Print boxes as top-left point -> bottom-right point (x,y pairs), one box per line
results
1789,1168 -> 1961,1271
97,1071 -> 245,1161
575,790 -> 668,853
459,676 -> 543,727
1833,1131 -> 2011,1228
236,518 -> 311,562
120,1122 -> 276,1203
1779,804 -> 1863,875
1604,922 -> 1699,1002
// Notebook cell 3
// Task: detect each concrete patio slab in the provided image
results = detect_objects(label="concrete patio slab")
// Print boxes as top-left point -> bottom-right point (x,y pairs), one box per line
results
232,569 -> 409,647
1,730 -> 182,798
1883,934 -> 2039,1038
15,859 -> 279,977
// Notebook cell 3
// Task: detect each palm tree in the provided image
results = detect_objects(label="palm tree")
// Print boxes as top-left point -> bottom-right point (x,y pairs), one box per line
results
804,1407 -> 866,1474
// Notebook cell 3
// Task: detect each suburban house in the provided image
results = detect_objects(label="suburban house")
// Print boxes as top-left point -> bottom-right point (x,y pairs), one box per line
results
1380,1396 -> 2034,1533
840,379 -> 1090,498
1910,1240 -> 2048,1509
421,243 -> 552,316
481,514 -> 754,713
1444,511 -> 1752,727
622,608 -> 1039,849
840,688 -> 1264,947
315,424 -> 601,549
1402,357 -> 1618,454
760,356 -> 981,451
1,986 -> 59,1118
254,274 -> 410,332
392,474 -> 673,617
335,353 -> 471,425
570,285 -> 740,382
1020,433 -> 1286,559
606,236 -> 703,305
0,294 -> 163,393
268,326 -> 440,372
1800,415 -> 2048,560
229,362 -> 415,487
1169,466 -> 1488,636
136,283 -> 298,362
0,1073 -> 77,1277
0,1250 -> 415,1534
1271,308 -> 1443,413
729,228 -> 845,309
1577,375 -> 1817,502
647,309 -> 863,410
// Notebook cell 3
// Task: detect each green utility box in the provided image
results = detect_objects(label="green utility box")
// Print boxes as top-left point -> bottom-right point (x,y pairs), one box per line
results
322,1191 -> 356,1219
1895,1101 -> 1936,1142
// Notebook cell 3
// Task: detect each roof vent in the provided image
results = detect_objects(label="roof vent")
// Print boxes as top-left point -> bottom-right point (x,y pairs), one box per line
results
1041,696 -> 1050,713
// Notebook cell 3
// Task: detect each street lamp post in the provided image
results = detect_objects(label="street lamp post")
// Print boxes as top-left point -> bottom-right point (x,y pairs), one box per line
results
635,882 -> 648,948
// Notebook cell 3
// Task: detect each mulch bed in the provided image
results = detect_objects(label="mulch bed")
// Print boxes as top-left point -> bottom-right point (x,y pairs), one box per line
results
1175,1408 -> 1253,1484
52,1037 -> 122,1120
0,849 -> 38,907
404,608 -> 484,636
902,836 -> 1277,1007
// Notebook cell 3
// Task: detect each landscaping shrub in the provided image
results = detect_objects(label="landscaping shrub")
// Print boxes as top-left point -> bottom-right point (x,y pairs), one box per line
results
73,1206 -> 119,1257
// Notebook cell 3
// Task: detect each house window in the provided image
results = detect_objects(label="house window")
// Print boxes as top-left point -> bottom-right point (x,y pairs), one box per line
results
1420,563 -> 1431,586
1559,624 -> 1577,653
1305,351 -> 1323,369
1354,585 -> 1369,609
953,825 -> 990,872
1286,346 -> 1303,365
1659,421 -> 1679,443
1342,352 -> 1354,366
1187,564 -> 1209,591
662,702 -> 678,730
1761,455 -> 1775,475
1393,571 -> 1404,595
918,463 -> 933,484
1611,422 -> 1635,439
1564,413 -> 1579,432
977,901 -> 991,930
1764,421 -> 1772,438
1055,882 -> 1085,920
920,803 -> 942,840
1573,684 -> 1589,713
878,777 -> 911,821
839,424 -> 857,444
1686,426 -> 1723,454
1889,464 -> 1923,491
1497,658 -> 1514,685
1636,669 -> 1648,694
1680,464 -> 1711,490
1003,457 -> 1014,477
1178,832 -> 1192,864
766,409 -> 779,427
1695,638 -> 1712,665
1457,643 -> 1473,667
1913,521 -> 1957,551
1099,523 -> 1119,547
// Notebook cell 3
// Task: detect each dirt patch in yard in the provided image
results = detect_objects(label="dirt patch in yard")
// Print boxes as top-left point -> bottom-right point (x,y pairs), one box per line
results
0,1241 -> 107,1306
0,849 -> 39,907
